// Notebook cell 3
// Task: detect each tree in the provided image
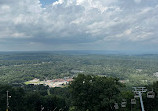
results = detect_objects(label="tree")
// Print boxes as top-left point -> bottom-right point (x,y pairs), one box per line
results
144,81 -> 158,111
69,74 -> 122,111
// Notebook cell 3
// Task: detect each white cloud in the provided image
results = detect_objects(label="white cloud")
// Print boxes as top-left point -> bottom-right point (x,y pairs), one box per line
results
52,0 -> 64,5
1,5 -> 10,11
0,0 -> 158,51
134,0 -> 142,4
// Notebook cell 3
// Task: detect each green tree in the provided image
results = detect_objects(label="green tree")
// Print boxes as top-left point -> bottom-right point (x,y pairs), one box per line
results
144,81 -> 158,111
69,74 -> 122,111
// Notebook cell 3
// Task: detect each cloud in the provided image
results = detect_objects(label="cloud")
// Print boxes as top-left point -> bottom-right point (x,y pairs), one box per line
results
134,0 -> 141,4
0,0 -> 158,51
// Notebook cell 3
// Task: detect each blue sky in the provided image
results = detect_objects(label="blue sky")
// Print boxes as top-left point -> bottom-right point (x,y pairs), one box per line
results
40,0 -> 57,6
0,0 -> 158,53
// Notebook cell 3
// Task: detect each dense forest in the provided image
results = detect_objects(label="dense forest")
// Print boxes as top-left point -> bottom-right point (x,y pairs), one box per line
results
0,74 -> 158,111
0,52 -> 158,86
0,52 -> 158,111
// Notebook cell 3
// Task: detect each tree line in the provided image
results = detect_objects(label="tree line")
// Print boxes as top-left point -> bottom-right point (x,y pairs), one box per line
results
0,74 -> 158,111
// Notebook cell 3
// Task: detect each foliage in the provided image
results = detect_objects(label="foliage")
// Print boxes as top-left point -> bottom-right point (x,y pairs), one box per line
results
69,74 -> 122,111
0,75 -> 158,111
0,84 -> 68,111
0,52 -> 158,86
0,52 -> 158,110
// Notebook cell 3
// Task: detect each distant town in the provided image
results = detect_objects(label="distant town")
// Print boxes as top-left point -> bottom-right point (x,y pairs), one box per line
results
25,77 -> 73,88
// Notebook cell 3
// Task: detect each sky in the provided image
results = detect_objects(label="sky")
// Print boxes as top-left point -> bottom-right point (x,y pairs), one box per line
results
0,0 -> 158,53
